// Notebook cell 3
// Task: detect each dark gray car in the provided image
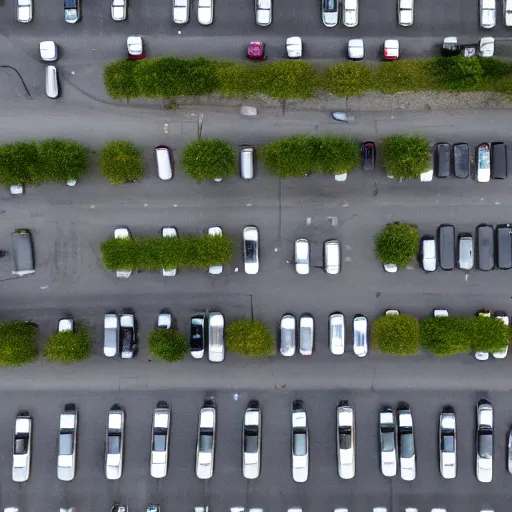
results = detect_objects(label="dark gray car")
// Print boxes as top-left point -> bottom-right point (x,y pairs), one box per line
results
496,224 -> 512,270
435,143 -> 451,178
453,143 -> 470,178
477,224 -> 495,271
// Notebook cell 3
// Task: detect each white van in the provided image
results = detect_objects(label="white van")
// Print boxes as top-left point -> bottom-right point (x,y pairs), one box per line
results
323,239 -> 340,274
45,65 -> 59,99
240,146 -> 254,179
155,146 -> 173,181
208,312 -> 224,362
421,236 -> 437,272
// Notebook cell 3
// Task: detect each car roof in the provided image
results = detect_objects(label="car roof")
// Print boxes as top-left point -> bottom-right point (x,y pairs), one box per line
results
200,408 -> 215,427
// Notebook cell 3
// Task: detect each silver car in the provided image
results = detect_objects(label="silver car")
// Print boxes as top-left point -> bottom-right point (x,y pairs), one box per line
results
294,238 -> 310,275
243,226 -> 259,275
150,403 -> 171,478
280,314 -> 296,356
398,406 -> 416,481
353,315 -> 368,357
105,405 -> 125,480
104,313 -> 119,358
439,409 -> 456,479
379,407 -> 397,477
299,314 -> 314,356
196,401 -> 216,479
12,412 -> 32,482
242,400 -> 261,479
458,233 -> 473,270
197,0 -> 213,25
255,0 -> 271,26
342,0 -> 358,26
17,0 -> 32,22
476,399 -> 493,483
322,0 -> 339,26
57,404 -> 78,481
329,313 -> 345,355
480,0 -> 496,28
336,401 -> 355,479
111,0 -> 127,21
291,400 -> 309,483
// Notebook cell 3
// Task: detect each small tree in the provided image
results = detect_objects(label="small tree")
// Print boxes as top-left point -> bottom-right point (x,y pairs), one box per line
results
44,325 -> 92,363
382,134 -> 431,180
371,314 -> 420,355
374,222 -> 419,268
39,139 -> 89,183
261,136 -> 318,178
317,136 -> 359,175
99,141 -> 145,184
0,321 -> 38,367
225,319 -> 275,358
181,139 -> 236,182
149,329 -> 188,362
322,62 -> 374,97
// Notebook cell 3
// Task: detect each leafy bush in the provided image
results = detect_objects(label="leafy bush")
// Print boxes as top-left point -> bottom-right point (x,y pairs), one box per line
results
374,60 -> 435,94
44,325 -> 92,363
101,233 -> 233,271
181,139 -> 236,182
382,134 -> 430,180
322,62 -> 374,97
317,136 -> 359,175
429,55 -> 484,91
0,321 -> 38,367
225,319 -> 275,358
374,222 -> 420,268
39,139 -> 88,183
215,62 -> 258,97
371,314 -> 420,355
103,60 -> 140,100
0,142 -> 40,186
471,315 -> 509,352
99,140 -> 145,184
149,329 -> 188,362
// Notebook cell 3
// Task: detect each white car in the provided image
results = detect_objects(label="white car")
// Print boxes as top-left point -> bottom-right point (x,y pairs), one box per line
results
104,313 -> 119,357
196,403 -> 216,479
347,38 -> 364,60
398,407 -> 416,481
506,0 -> 512,26
162,227 -> 178,277
383,263 -> 398,273
208,226 -> 223,274
114,227 -> 132,278
17,0 -> 32,22
329,313 -> 345,355
111,0 -> 126,21
477,143 -> 491,183
492,312 -> 509,358
476,399 -> 493,483
421,236 -> 437,272
420,166 -> 434,182
158,312 -> 171,329
480,0 -> 496,28
150,403 -> 171,478
57,404 -> 78,481
105,406 -> 125,480
242,400 -> 261,479
434,309 -> 449,317
397,0 -> 413,26
286,37 -> 302,58
342,0 -> 358,27
386,309 -> 399,316
173,0 -> 189,24
58,317 -> 73,333
127,35 -> 144,58
40,41 -> 58,61
322,0 -> 338,26
299,314 -> 314,356
379,407 -> 397,477
383,39 -> 399,60
475,309 -> 491,361
480,37 -> 495,57
280,314 -> 296,357
353,315 -> 368,357
291,400 -> 308,483
439,409 -> 456,479
12,413 -> 32,482
508,428 -> 512,474
336,402 -> 355,479
255,0 -> 271,26
10,184 -> 24,195
295,238 -> 310,275
243,226 -> 259,275
197,0 -> 213,25
334,172 -> 347,182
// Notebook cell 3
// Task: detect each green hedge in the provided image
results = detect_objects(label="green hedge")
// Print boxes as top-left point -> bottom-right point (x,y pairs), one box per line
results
382,134 -> 430,180
374,222 -> 420,268
0,321 -> 38,367
99,140 -> 145,184
44,325 -> 92,363
225,319 -> 275,358
321,62 -> 374,97
371,314 -> 420,355
101,233 -> 233,271
181,139 -> 237,182
149,329 -> 189,362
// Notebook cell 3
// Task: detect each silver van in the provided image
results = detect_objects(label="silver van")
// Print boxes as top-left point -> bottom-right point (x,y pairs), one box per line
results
208,312 -> 224,363
240,146 -> 254,180
323,239 -> 340,274
11,229 -> 35,276
155,146 -> 173,181
45,65 -> 59,99
458,233 -> 474,270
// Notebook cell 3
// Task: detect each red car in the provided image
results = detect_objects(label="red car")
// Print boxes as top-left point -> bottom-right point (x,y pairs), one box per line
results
247,41 -> 265,61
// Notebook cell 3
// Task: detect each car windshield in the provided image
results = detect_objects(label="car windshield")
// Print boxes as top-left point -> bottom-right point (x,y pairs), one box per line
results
381,431 -> 395,452
293,431 -> 307,456
122,329 -> 133,349
153,433 -> 167,452
400,433 -> 415,458
244,428 -> 259,453
323,0 -> 336,12
108,434 -> 121,454
59,433 -> 73,455
478,432 -> 492,458
199,431 -> 213,453
338,427 -> 352,449
478,146 -> 490,169
441,433 -> 455,453
14,437 -> 28,454
245,241 -> 257,262
64,0 -> 76,7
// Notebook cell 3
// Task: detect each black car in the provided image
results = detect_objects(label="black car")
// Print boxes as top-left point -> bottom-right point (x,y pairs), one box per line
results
452,143 -> 470,179
496,224 -> 512,270
435,143 -> 451,178
477,224 -> 495,271
120,315 -> 137,359
64,0 -> 81,23
190,315 -> 205,359
361,141 -> 376,171
491,142 -> 507,179
438,224 -> 455,271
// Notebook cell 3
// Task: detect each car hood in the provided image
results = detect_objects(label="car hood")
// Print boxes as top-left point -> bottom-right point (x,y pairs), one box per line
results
400,457 -> 416,480
481,10 -> 495,26
344,11 -> 357,26
339,450 -> 355,479
57,464 -> 74,481
174,4 -> 188,22
441,453 -> 456,478
150,462 -> 167,478
151,450 -> 167,464
57,454 -> 73,468
12,464 -> 28,482
106,453 -> 121,467
292,462 -> 308,482
322,12 -> 338,25
197,6 -> 212,23
243,454 -> 260,478
256,10 -> 271,25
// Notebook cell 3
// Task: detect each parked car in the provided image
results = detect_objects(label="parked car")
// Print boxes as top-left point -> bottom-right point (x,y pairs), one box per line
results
64,0 -> 81,23
477,224 -> 494,271
114,228 -> 132,278
379,407 -> 397,477
480,36 -> 495,57
111,0 -> 127,20
397,0 -> 413,26
383,39 -> 399,60
332,112 -> 355,123
476,143 -> 491,182
150,403 -> 171,478
442,36 -> 460,56
40,41 -> 57,61
295,238 -> 310,275
57,404 -> 78,481
196,401 -> 216,479
173,0 -> 189,24
280,314 -> 296,357
105,406 -> 124,480
453,143 -> 470,179
155,145 -> 174,181
336,401 -> 355,479
286,37 -> 302,59
208,312 -> 225,363
492,312 -> 509,358
434,309 -> 449,317
17,0 -> 32,22
243,226 -> 259,275
347,38 -> 364,60
322,0 -> 338,27
386,309 -> 399,316
342,0 -> 358,27
323,239 -> 340,274
45,65 -> 59,99
157,312 -> 171,330
162,227 -> 178,277
120,313 -> 137,359
476,399 -> 493,483
255,0 -> 271,25
506,0 -> 512,26
291,400 -> 309,483
247,41 -> 265,61
480,0 -> 496,28
421,236 -> 437,272
398,406 -> 416,481
208,227 -> 223,275
361,141 -> 376,171
12,412 -> 32,482
435,143 -> 451,178
190,315 -> 205,359
104,313 -> 119,357
240,145 -> 254,179
383,262 -> 398,273
458,233 -> 474,270
299,314 -> 314,356
491,142 -> 507,179
242,400 -> 261,479
475,309 -> 491,361
496,224 -> 512,270
197,0 -> 213,25
438,224 -> 455,271
127,36 -> 145,59
11,229 -> 35,277
439,408 -> 456,479
353,314 -> 368,357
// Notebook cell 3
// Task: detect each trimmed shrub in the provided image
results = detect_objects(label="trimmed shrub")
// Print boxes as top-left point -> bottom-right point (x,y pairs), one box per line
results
103,60 -> 140,100
99,140 -> 145,184
317,136 -> 359,175
374,60 -> 434,94
44,325 -> 92,363
215,62 -> 258,97
100,233 -> 233,271
471,315 -> 509,352
181,139 -> 236,182
260,136 -> 317,178
371,314 -> 420,355
39,139 -> 89,183
225,319 -> 275,358
374,222 -> 420,268
429,55 -> 484,91
420,317 -> 472,356
322,62 -> 374,97
382,134 -> 430,180
0,321 -> 38,367
149,329 -> 188,362
0,142 -> 40,187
